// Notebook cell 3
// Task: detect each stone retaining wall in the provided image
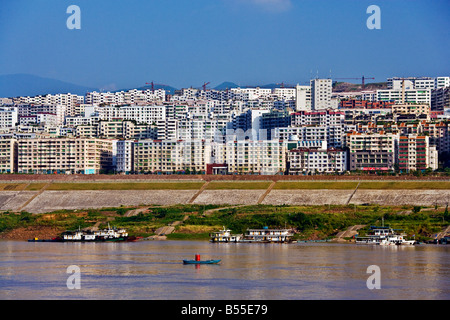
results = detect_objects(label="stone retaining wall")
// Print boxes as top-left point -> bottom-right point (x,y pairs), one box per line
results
1,188 -> 449,213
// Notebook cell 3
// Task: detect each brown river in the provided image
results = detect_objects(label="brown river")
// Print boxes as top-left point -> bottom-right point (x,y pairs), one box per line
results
0,241 -> 448,300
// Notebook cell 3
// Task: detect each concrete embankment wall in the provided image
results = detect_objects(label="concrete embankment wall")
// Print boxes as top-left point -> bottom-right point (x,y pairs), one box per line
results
1,175 -> 449,213
1,187 -> 449,213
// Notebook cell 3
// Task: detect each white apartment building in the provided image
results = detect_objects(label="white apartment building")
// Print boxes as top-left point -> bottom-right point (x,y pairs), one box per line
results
114,140 -> 134,173
287,144 -> 347,174
155,119 -> 177,141
221,140 -> 287,175
273,125 -> 345,148
387,77 -> 433,90
347,132 -> 398,171
272,88 -> 296,101
17,138 -> 114,174
177,119 -> 228,142
387,76 -> 450,90
0,98 -> 13,105
16,104 -> 66,125
435,77 -> 450,89
66,115 -> 101,128
377,89 -> 431,105
398,135 -> 438,171
291,110 -> 344,127
310,79 -> 332,110
96,105 -> 166,124
228,109 -> 271,141
0,139 -> 17,173
14,93 -> 83,116
133,139 -> 212,173
0,107 -> 19,130
295,85 -> 312,111
174,88 -> 199,99
230,87 -> 272,101
360,91 -> 377,102
85,89 -> 165,105
18,113 -> 58,127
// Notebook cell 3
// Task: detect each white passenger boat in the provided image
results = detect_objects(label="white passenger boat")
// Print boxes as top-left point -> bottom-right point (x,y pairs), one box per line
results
379,234 -> 416,246
94,224 -> 128,240
61,224 -> 129,242
210,227 -> 243,243
241,227 -> 294,243
210,226 -> 295,243
356,226 -> 415,245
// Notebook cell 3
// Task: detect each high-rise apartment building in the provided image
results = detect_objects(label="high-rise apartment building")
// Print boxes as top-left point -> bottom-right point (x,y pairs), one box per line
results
222,140 -> 287,175
17,138 -> 114,174
295,85 -> 312,111
347,132 -> 397,171
310,79 -> 332,110
398,135 -> 438,171
133,139 -> 211,174
287,144 -> 347,174
0,139 -> 17,173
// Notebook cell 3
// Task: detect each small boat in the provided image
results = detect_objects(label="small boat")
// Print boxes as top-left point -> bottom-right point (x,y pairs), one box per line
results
182,259 -> 221,265
182,254 -> 221,264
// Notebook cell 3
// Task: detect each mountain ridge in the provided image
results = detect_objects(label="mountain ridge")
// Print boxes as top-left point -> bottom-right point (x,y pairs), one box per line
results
0,74 -> 388,98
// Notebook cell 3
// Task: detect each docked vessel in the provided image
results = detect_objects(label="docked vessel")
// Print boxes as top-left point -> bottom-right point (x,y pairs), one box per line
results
29,224 -> 131,242
61,225 -> 129,242
210,227 -> 243,243
355,226 -> 415,245
210,226 -> 295,243
241,227 -> 295,243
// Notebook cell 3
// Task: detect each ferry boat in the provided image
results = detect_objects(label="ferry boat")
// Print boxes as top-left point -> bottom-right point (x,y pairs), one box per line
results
240,227 -> 295,243
94,225 -> 128,241
209,226 -> 295,243
61,224 -> 129,242
210,227 -> 243,243
379,234 -> 415,246
355,226 -> 415,246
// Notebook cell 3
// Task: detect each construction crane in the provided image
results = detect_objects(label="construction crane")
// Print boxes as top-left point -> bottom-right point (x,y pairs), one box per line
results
335,76 -> 375,90
145,81 -> 167,92
202,82 -> 211,91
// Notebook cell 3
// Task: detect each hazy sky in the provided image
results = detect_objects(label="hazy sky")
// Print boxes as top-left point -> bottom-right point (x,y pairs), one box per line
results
1,0 -> 449,90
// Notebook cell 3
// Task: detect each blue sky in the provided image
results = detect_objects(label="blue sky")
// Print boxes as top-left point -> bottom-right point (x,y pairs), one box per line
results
0,0 -> 449,90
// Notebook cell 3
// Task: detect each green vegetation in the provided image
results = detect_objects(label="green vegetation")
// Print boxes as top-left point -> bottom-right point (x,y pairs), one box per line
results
1,204 -> 447,242
206,181 -> 272,190
273,181 -> 358,189
25,183 -> 48,191
0,184 -> 28,191
273,181 -> 450,190
358,181 -> 450,189
45,182 -> 204,190
2,180 -> 448,192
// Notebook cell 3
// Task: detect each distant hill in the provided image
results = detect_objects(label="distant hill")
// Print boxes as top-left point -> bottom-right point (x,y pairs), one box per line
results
213,82 -> 239,90
333,81 -> 387,92
0,74 -> 98,97
0,75 -> 389,99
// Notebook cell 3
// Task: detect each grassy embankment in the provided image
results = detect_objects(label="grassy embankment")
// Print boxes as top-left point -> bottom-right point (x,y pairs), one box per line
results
2,180 -> 449,191
0,203 -> 448,242
0,180 -> 449,241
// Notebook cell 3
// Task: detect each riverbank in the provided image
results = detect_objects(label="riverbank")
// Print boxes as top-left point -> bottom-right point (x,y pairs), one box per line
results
0,204 -> 448,242
1,179 -> 450,213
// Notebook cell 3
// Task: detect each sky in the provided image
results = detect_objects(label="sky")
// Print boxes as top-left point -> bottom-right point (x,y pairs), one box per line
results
0,0 -> 449,90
